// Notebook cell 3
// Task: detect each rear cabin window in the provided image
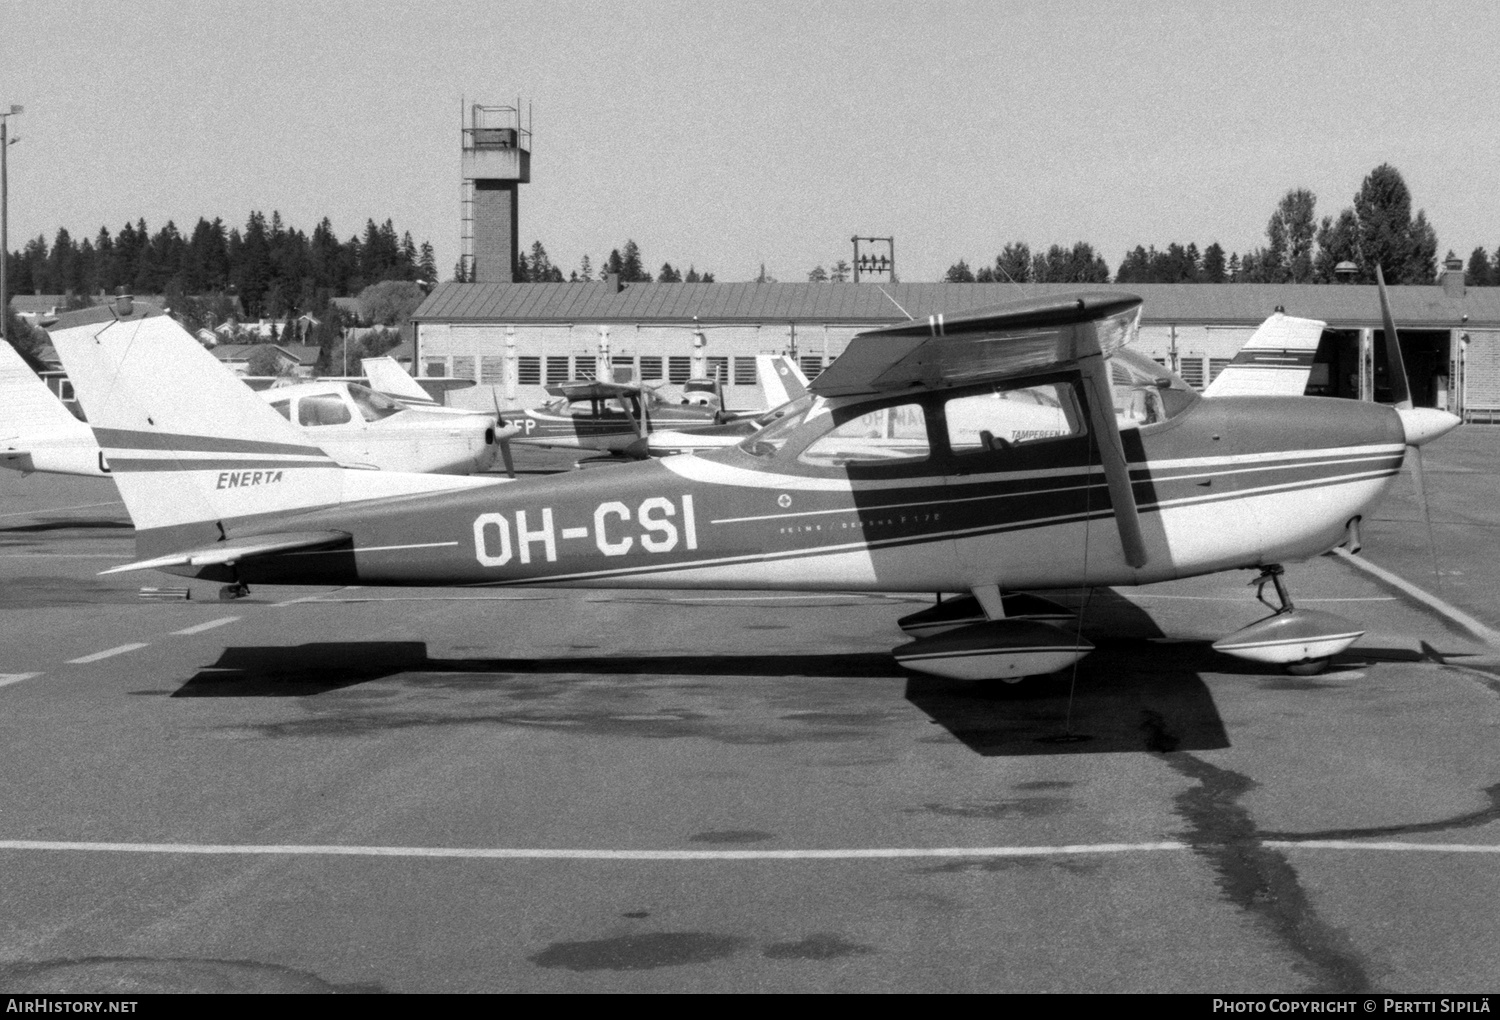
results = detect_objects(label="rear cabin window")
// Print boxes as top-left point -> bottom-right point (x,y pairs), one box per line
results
798,402 -> 929,467
297,393 -> 353,426
945,382 -> 1085,454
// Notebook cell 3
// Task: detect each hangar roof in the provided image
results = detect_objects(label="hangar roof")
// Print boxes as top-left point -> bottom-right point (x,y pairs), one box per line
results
413,280 -> 1500,330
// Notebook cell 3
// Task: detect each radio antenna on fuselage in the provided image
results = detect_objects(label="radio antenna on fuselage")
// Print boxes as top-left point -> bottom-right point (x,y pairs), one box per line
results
877,286 -> 913,321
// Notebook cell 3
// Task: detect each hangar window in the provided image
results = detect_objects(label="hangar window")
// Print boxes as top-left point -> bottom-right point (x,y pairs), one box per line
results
798,401 -> 930,467
423,360 -> 447,378
799,355 -> 824,380
945,382 -> 1084,454
611,355 -> 636,382
297,392 -> 352,427
545,356 -> 571,383
733,357 -> 757,386
1209,358 -> 1231,385
481,356 -> 506,383
451,356 -> 476,381
518,356 -> 542,385
572,357 -> 595,381
639,356 -> 663,380
706,356 -> 730,384
668,356 -> 692,384
1178,357 -> 1205,389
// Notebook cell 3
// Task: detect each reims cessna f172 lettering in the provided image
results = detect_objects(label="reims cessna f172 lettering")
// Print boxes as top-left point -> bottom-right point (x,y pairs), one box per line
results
53,270 -> 1458,678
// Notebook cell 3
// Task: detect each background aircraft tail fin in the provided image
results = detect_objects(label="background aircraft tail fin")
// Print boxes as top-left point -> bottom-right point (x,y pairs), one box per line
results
1202,312 -> 1325,398
757,354 -> 809,408
0,339 -> 94,443
361,356 -> 438,405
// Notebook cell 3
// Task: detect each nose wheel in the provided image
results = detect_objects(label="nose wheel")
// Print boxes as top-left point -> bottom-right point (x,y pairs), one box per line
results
218,581 -> 250,601
1212,565 -> 1365,675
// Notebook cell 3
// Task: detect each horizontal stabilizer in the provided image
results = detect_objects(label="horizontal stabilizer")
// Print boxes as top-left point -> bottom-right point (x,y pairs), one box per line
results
812,293 -> 1142,396
100,530 -> 351,575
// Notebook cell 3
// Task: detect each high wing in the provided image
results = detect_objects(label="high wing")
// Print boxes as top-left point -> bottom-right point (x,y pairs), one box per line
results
543,379 -> 643,402
813,292 -> 1148,567
810,293 -> 1142,397
1202,312 -> 1325,398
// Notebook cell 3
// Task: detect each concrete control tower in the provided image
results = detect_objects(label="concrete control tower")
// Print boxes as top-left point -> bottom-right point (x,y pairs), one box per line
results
460,101 -> 531,283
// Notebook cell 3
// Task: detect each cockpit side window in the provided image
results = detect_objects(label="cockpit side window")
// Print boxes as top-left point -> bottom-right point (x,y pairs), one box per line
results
1108,349 -> 1197,428
297,392 -> 352,427
347,383 -> 403,422
944,382 -> 1086,455
797,402 -> 930,467
269,399 -> 292,421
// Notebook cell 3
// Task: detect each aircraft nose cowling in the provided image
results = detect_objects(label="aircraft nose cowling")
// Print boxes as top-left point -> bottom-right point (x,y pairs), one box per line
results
1397,407 -> 1461,447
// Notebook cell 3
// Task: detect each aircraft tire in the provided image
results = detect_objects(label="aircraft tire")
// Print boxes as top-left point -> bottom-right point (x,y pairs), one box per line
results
1284,657 -> 1331,676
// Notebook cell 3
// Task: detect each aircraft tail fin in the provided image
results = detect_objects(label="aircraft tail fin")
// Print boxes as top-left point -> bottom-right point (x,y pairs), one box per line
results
361,356 -> 439,405
0,339 -> 93,441
1202,313 -> 1326,398
50,315 -> 489,542
757,354 -> 809,409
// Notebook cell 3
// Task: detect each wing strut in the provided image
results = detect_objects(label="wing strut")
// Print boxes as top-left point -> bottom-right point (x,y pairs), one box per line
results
1078,356 -> 1148,568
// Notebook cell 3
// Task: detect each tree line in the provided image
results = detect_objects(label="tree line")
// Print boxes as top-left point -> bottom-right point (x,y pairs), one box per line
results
6,212 -> 439,322
937,164 -> 1453,287
453,239 -> 717,284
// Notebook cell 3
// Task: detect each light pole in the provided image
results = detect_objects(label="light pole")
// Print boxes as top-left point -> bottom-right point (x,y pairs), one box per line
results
0,105 -> 22,345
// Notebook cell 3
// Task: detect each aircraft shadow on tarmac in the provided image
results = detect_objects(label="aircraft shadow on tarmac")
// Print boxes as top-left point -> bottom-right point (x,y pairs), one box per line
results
171,644 -> 1262,759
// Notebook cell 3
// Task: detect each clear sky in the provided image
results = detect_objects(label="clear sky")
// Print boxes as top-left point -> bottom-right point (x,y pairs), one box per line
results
3,0 -> 1497,283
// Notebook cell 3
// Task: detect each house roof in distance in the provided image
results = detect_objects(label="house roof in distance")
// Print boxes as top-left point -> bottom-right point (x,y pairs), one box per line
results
413,281 -> 1500,330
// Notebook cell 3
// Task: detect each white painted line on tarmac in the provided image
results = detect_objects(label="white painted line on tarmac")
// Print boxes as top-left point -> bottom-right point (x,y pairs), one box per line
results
0,673 -> 42,688
1265,840 -> 1500,853
171,616 -> 241,636
0,500 -> 124,519
0,838 -> 1494,861
1330,547 -> 1500,646
1126,593 -> 1395,603
66,643 -> 150,664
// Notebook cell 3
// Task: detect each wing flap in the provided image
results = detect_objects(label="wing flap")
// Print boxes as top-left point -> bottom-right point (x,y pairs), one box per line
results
100,530 -> 352,575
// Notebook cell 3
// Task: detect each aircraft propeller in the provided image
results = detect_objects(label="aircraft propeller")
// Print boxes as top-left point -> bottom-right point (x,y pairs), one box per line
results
490,388 -> 517,479
1374,264 -> 1457,588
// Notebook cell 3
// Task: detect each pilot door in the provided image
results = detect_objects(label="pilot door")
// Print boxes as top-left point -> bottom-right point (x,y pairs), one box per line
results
939,375 -> 1097,591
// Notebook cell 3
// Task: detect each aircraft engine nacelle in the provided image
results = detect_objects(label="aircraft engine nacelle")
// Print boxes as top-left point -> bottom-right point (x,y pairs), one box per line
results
894,619 -> 1093,682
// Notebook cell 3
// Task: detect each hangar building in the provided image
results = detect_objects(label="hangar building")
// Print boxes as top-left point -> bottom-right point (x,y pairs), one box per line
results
412,261 -> 1500,419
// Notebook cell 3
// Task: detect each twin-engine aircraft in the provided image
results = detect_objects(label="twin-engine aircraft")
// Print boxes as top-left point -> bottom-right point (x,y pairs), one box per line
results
1,319 -> 512,478
500,355 -> 809,458
52,276 -> 1458,678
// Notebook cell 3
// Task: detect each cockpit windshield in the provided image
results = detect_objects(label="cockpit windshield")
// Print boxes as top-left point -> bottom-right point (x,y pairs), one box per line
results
752,392 -> 815,428
739,394 -> 816,457
347,383 -> 404,422
1106,349 -> 1197,428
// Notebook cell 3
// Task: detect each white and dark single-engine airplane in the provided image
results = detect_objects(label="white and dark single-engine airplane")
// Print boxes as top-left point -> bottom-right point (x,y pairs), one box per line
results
1,320 -> 516,478
52,269 -> 1458,678
499,355 -> 809,459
